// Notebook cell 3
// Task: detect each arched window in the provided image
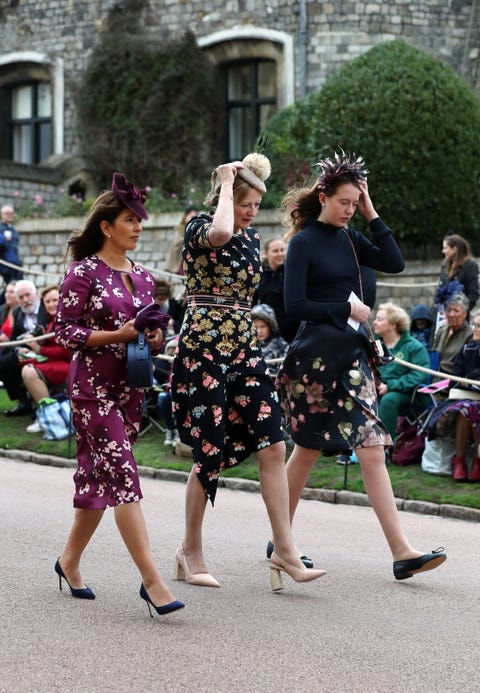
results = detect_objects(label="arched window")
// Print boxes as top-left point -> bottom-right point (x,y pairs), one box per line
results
222,59 -> 276,160
9,81 -> 52,163
199,28 -> 294,161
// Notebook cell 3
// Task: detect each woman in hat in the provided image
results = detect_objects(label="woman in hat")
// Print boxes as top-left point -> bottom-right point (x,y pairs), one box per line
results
54,173 -> 184,617
276,151 -> 447,581
171,153 -> 326,592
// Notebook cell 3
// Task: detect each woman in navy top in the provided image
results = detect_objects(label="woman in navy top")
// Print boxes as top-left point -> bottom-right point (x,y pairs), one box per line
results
276,151 -> 446,581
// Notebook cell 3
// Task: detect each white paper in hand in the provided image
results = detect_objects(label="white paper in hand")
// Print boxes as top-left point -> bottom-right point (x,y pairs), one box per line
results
347,291 -> 361,331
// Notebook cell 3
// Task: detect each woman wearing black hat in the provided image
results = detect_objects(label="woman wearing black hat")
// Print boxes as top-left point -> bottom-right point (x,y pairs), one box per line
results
54,173 -> 184,617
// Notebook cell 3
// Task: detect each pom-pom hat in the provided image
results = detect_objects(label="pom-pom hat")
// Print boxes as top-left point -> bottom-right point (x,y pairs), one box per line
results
111,172 -> 149,220
237,152 -> 271,193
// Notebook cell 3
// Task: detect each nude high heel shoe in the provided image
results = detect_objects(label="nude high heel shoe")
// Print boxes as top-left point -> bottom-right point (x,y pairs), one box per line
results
269,551 -> 327,592
173,544 -> 220,588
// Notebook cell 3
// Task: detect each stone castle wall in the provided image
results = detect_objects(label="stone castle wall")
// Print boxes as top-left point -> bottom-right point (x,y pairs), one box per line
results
0,1 -> 476,156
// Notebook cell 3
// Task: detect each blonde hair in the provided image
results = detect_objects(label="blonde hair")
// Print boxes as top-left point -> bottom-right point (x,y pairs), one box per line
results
377,302 -> 411,333
204,153 -> 271,208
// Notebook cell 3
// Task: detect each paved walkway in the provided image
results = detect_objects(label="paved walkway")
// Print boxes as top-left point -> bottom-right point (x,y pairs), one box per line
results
1,454 -> 479,693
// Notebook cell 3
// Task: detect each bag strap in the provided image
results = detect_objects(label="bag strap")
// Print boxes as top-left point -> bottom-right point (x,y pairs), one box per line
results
341,227 -> 375,341
137,330 -> 146,350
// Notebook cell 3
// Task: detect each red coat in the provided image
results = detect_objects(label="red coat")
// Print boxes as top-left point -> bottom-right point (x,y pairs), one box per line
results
21,319 -> 71,385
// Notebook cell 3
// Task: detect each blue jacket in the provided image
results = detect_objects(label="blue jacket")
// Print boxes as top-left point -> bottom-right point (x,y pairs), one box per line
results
0,222 -> 22,279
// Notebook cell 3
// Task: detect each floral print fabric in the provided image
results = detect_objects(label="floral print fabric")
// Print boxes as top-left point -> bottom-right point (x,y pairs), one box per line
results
172,214 -> 284,504
55,255 -> 156,509
276,321 -> 391,453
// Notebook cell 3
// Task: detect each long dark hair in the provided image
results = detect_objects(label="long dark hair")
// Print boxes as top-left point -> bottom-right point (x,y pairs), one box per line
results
442,234 -> 473,278
281,152 -> 367,240
66,191 -> 125,262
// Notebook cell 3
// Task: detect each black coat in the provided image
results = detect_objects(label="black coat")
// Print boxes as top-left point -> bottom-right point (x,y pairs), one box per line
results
438,259 -> 479,312
253,263 -> 300,343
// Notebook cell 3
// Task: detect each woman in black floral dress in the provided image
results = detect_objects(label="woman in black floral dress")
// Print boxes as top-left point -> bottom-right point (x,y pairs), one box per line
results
277,151 -> 447,581
171,153 -> 326,591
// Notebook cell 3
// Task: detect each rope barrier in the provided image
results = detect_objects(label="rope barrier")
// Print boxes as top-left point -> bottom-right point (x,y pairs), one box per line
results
4,330 -> 480,391
376,280 -> 438,288
1,332 -> 56,348
0,258 -> 439,289
392,356 -> 480,388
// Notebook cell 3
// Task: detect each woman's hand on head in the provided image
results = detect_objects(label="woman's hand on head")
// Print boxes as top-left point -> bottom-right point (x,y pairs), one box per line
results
215,161 -> 244,186
350,300 -> 371,324
356,179 -> 377,222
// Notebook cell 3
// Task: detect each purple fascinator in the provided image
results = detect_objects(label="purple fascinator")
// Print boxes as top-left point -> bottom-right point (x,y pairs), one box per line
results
112,172 -> 149,220
133,303 -> 171,331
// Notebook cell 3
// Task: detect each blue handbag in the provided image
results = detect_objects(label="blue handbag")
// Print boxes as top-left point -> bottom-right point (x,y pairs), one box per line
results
127,330 -> 153,388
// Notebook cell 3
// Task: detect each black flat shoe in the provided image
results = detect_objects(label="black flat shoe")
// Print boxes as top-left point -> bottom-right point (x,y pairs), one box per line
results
266,541 -> 314,569
393,547 -> 446,580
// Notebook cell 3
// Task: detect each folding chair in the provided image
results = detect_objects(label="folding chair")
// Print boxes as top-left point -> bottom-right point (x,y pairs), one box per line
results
139,385 -> 167,436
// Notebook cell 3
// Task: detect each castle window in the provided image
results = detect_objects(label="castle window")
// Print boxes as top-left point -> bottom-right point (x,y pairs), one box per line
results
9,81 -> 52,164
223,59 -> 276,159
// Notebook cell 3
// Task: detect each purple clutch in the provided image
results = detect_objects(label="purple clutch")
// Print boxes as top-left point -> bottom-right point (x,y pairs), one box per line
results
133,303 -> 171,331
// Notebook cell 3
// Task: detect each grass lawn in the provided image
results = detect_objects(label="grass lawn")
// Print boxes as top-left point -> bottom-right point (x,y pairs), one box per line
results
1,388 -> 479,509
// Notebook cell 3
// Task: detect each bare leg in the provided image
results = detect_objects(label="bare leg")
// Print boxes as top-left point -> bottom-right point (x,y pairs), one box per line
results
22,365 -> 50,403
59,508 -> 104,589
285,444 -> 319,522
181,466 -> 209,573
258,441 -> 308,569
355,446 -> 423,561
114,501 -> 176,606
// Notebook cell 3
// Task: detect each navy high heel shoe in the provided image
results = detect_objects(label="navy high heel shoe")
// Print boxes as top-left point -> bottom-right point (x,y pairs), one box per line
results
54,558 -> 96,600
393,547 -> 447,580
139,583 -> 185,617
266,541 -> 314,569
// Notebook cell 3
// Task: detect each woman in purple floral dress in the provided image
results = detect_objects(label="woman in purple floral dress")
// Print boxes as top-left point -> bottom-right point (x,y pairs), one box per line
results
171,153 -> 326,592
54,173 -> 184,616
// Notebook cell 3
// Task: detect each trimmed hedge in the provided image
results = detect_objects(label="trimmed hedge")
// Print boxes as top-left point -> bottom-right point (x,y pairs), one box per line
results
264,40 -> 480,247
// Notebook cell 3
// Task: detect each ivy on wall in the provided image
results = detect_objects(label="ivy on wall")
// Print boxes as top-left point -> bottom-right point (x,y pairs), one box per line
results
75,1 -> 222,202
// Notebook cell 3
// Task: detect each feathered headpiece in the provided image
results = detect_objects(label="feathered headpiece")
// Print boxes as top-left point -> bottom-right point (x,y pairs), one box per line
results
315,150 -> 368,193
435,279 -> 465,306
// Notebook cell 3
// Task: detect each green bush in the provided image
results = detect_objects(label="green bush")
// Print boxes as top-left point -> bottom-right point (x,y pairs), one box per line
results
76,3 -> 222,200
264,40 -> 480,245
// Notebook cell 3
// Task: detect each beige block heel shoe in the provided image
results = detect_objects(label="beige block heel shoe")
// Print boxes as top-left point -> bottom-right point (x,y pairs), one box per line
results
269,551 -> 326,592
173,544 -> 220,588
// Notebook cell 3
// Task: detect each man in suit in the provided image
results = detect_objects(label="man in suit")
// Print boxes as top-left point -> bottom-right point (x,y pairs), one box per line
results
0,279 -> 48,416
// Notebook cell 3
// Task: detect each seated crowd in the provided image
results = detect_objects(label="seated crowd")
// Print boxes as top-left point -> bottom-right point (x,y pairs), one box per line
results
2,272 -> 480,485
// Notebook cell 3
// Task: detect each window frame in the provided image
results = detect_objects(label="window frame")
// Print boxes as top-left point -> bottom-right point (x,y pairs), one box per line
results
221,58 -> 276,160
9,80 -> 53,164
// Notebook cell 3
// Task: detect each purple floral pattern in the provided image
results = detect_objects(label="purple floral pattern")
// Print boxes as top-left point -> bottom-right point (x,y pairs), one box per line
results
55,255 -> 156,509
